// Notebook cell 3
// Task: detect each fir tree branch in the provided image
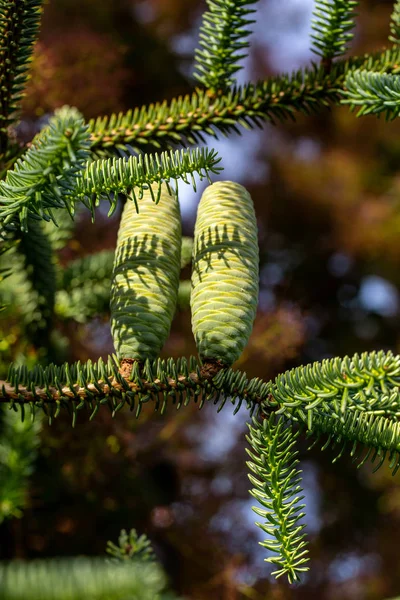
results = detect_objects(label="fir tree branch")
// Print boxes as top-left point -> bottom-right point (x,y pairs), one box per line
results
0,558 -> 171,600
270,350 -> 400,471
70,147 -> 222,217
246,415 -> 308,584
107,529 -> 156,563
0,356 -> 268,426
305,409 -> 400,474
390,0 -> 400,45
0,106 -> 90,230
343,69 -> 400,119
88,48 -> 400,155
0,0 -> 43,155
311,0 -> 358,63
193,0 -> 257,93
271,351 -> 400,424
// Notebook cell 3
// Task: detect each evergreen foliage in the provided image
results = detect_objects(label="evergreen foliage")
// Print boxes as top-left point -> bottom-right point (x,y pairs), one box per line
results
246,416 -> 308,583
193,0 -> 257,93
311,0 -> 358,61
0,0 -> 43,154
344,69 -> 400,119
1,0 -> 400,588
0,558 -> 172,600
106,528 -> 156,563
0,406 -> 41,522
0,106 -> 90,230
17,218 -> 56,345
72,148 -> 221,217
390,0 -> 400,45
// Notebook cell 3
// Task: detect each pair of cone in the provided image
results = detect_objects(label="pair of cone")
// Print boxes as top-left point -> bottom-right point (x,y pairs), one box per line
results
111,180 -> 259,368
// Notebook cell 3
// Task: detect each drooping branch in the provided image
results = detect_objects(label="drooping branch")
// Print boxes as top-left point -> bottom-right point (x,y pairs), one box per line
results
246,415 -> 308,583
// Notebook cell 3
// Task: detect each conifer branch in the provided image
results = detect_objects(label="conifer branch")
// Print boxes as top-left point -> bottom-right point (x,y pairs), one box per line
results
311,0 -> 358,63
106,529 -> 156,563
0,0 -> 43,155
390,0 -> 400,45
0,106 -> 90,230
270,350 -> 400,471
271,350 -> 400,424
88,49 -> 400,155
306,409 -> 400,474
193,0 -> 257,93
343,69 -> 400,119
246,415 -> 308,583
70,148 -> 222,218
0,356 -> 268,426
0,558 -> 170,600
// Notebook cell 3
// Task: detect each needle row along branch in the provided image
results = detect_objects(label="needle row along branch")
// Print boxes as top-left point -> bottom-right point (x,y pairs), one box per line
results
2,350 -> 400,475
88,47 -> 400,155
71,147 -> 222,218
0,356 -> 270,425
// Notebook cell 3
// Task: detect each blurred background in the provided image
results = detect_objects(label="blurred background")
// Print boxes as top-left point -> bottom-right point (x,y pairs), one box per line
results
1,0 -> 400,598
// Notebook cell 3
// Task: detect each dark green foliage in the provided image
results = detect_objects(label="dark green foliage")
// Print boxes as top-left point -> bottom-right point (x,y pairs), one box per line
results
246,416 -> 308,583
18,217 -> 56,345
59,250 -> 114,291
193,0 -> 257,93
0,106 -> 90,230
311,0 -> 358,60
107,529 -> 156,563
0,0 -> 43,154
72,148 -> 222,217
390,0 -> 400,44
0,406 -> 41,522
56,250 -> 114,322
42,208 -> 75,251
0,558 -> 172,600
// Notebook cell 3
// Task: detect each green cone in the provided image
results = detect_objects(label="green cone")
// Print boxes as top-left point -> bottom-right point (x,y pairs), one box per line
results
191,181 -> 259,366
111,185 -> 181,360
